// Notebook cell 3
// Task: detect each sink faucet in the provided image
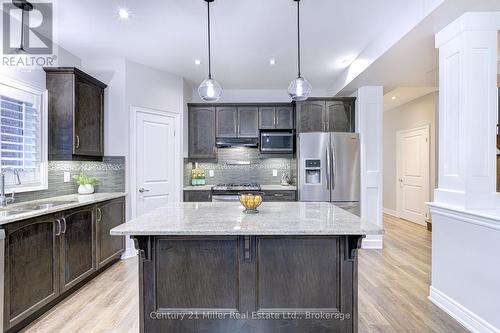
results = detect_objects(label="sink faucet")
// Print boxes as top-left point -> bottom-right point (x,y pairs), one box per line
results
0,168 -> 21,207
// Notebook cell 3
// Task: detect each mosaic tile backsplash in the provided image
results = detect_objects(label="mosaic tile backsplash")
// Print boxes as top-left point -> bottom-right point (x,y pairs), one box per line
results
184,148 -> 296,186
14,156 -> 126,203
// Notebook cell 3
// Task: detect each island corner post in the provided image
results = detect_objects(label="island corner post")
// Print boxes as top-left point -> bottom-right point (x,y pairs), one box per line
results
131,234 -> 365,333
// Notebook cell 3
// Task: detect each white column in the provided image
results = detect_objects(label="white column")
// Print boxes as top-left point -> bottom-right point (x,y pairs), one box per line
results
356,86 -> 384,249
434,12 -> 499,210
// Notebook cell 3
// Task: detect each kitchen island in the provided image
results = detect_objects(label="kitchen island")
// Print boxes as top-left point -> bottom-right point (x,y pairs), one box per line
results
111,202 -> 381,333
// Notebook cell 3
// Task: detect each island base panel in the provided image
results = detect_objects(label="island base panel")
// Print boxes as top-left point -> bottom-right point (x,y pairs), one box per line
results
133,235 -> 363,333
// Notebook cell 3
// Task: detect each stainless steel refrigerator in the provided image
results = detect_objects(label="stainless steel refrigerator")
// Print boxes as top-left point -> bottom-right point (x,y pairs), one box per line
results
298,132 -> 360,216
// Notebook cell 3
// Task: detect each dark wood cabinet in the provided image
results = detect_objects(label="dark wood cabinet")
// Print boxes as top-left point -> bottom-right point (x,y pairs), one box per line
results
3,215 -> 60,330
59,206 -> 95,293
259,106 -> 294,130
326,100 -> 355,132
216,107 -> 238,138
183,190 -> 212,202
216,106 -> 259,139
189,107 -> 216,159
237,107 -> 259,138
296,101 -> 326,132
276,106 -> 294,129
262,190 -> 297,202
135,235 -> 360,332
44,67 -> 106,161
296,98 -> 355,133
259,107 -> 276,129
96,198 -> 126,269
2,198 -> 126,332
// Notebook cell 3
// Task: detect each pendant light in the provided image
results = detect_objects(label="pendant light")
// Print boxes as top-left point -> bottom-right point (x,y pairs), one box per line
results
288,0 -> 312,101
13,0 -> 33,54
198,0 -> 222,102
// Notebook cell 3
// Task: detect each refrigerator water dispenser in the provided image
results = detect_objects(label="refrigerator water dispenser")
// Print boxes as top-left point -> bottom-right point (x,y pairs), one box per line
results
304,159 -> 321,184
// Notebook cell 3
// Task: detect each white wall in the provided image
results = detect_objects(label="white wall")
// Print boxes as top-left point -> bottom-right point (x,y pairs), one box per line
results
190,88 -> 329,103
383,92 -> 437,211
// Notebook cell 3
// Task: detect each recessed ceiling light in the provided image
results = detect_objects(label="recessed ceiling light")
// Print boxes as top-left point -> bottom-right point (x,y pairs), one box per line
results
194,59 -> 201,65
269,59 -> 276,65
391,96 -> 397,100
118,9 -> 129,19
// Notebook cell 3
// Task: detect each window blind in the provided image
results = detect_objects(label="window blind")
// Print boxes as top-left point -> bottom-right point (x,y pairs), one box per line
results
0,95 -> 41,186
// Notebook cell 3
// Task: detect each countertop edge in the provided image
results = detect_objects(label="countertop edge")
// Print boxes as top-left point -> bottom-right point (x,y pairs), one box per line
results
0,192 -> 127,226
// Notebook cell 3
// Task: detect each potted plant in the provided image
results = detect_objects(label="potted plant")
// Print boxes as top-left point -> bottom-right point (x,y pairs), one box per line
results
73,173 -> 99,195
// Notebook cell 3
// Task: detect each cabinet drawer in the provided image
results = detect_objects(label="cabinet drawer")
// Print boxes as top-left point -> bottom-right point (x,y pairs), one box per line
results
263,191 -> 297,202
184,190 -> 212,202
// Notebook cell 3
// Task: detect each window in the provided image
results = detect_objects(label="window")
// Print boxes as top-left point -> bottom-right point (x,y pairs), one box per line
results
0,75 -> 48,193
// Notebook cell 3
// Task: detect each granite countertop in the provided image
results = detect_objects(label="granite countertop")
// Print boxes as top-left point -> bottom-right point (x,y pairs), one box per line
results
0,192 -> 127,225
111,202 -> 382,236
183,185 -> 297,191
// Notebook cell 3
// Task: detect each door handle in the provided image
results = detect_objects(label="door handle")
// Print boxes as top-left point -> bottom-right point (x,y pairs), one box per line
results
55,219 -> 61,236
331,143 -> 337,190
139,188 -> 150,193
61,218 -> 67,234
326,145 -> 331,190
96,208 -> 102,222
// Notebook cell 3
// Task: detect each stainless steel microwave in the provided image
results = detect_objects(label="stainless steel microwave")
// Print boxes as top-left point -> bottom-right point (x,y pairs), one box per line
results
260,131 -> 294,153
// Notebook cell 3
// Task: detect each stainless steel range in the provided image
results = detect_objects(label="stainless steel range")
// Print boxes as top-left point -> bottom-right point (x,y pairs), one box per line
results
211,184 -> 261,202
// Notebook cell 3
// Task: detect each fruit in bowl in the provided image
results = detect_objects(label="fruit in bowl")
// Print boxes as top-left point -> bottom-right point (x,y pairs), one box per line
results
239,193 -> 264,214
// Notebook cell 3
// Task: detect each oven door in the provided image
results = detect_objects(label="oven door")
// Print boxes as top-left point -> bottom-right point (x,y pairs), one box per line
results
260,132 -> 294,153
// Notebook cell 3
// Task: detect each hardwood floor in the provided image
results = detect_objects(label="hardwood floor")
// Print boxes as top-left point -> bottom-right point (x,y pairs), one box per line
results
21,214 -> 468,333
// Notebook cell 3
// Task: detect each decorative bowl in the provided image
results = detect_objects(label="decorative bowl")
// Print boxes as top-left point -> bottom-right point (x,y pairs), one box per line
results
238,193 -> 264,214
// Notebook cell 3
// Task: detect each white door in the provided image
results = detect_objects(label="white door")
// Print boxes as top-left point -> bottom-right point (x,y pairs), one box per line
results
397,125 -> 430,225
134,109 -> 179,217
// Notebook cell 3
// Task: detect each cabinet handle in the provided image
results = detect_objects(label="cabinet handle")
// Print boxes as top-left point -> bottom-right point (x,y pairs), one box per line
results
274,194 -> 284,197
55,219 -> 61,236
96,208 -> 102,222
244,236 -> 252,262
61,218 -> 67,234
75,135 -> 80,149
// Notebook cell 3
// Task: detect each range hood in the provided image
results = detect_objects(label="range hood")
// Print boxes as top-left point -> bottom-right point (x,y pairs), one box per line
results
216,137 -> 259,148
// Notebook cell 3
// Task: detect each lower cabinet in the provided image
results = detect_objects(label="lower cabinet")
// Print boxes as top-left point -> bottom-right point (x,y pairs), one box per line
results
2,197 -> 125,332
60,206 -> 95,293
96,198 -> 126,269
3,214 -> 60,330
183,190 -> 212,202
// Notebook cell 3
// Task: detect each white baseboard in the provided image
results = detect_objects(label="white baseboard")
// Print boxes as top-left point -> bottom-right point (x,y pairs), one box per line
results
383,207 -> 399,218
361,234 -> 383,249
121,247 -> 138,260
429,286 -> 499,333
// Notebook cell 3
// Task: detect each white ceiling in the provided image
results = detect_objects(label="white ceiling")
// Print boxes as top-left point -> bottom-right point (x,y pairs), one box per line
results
56,0 -> 422,89
383,87 -> 438,112
337,0 -> 500,95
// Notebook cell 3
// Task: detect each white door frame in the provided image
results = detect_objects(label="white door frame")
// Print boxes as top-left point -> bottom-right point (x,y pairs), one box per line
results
396,124 -> 431,225
130,106 -> 182,219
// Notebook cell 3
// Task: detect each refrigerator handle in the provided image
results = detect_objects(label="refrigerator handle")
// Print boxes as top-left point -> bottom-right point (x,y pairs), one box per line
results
326,144 -> 331,190
332,142 -> 336,190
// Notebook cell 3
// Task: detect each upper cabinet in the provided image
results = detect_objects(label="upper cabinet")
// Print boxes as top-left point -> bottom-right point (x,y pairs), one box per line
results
237,107 -> 259,137
296,98 -> 355,133
259,106 -> 294,130
216,106 -> 259,138
45,67 -> 106,161
189,106 -> 216,159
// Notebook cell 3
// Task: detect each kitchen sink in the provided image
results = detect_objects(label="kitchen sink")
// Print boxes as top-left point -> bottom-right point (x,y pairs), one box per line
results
0,201 -> 77,215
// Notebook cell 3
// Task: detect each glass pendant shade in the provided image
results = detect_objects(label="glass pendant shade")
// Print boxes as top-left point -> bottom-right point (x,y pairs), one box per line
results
198,77 -> 222,102
288,76 -> 312,101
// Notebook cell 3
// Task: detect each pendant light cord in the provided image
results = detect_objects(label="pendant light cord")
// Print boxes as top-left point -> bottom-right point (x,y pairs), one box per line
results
207,1 -> 212,79
296,0 -> 301,78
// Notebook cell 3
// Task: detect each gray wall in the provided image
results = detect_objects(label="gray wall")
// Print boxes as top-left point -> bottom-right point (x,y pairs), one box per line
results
15,157 -> 125,203
184,148 -> 295,186
383,92 -> 437,212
